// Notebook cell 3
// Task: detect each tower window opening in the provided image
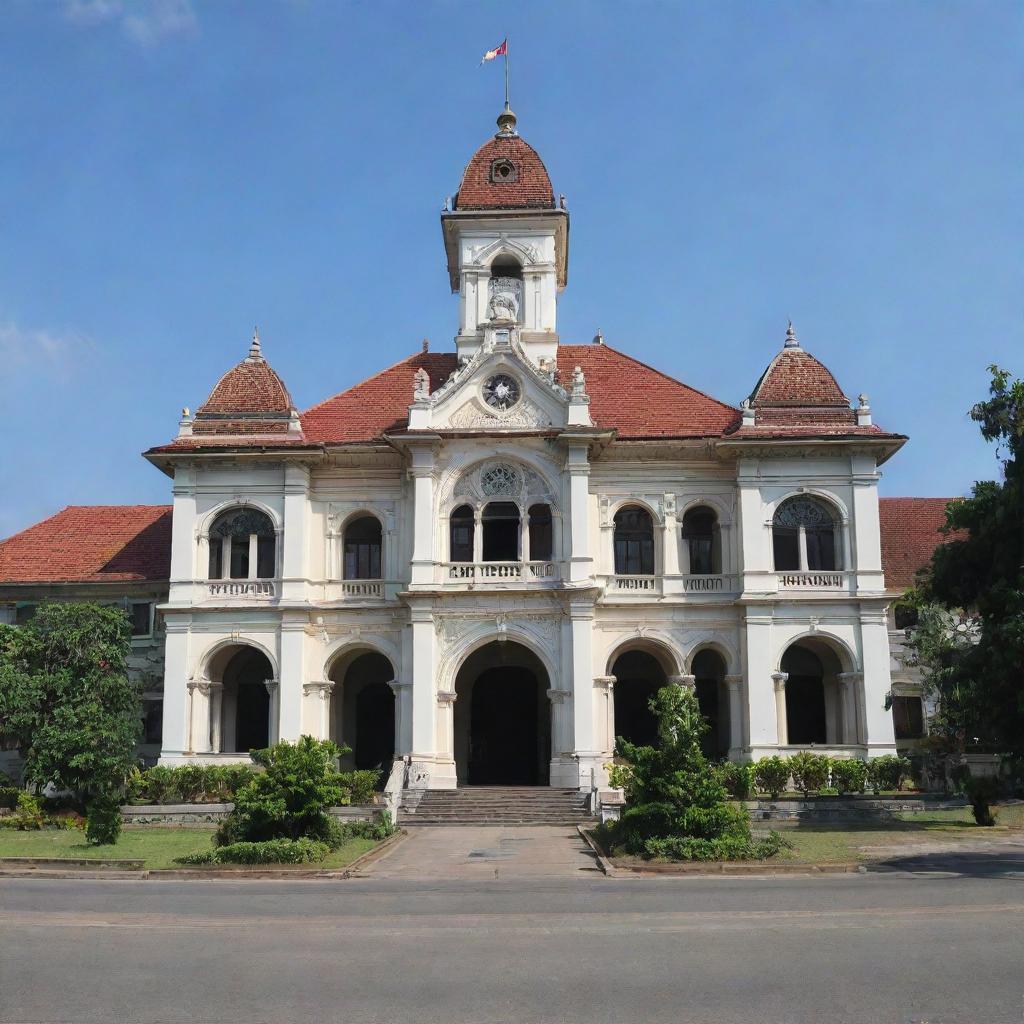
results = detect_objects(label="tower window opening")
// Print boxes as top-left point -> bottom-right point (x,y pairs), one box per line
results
482,501 -> 520,561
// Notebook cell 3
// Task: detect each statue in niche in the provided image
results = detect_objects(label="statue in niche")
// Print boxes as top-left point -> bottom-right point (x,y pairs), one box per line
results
487,276 -> 522,323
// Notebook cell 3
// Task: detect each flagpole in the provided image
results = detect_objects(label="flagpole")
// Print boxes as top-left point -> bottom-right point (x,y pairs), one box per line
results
504,42 -> 510,110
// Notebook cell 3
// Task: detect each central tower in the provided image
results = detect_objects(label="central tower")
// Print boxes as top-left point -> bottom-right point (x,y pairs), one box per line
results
441,109 -> 569,366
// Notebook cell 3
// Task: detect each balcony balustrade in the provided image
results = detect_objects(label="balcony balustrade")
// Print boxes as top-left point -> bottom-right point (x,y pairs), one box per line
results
207,580 -> 276,599
776,571 -> 850,591
443,561 -> 558,584
340,579 -> 385,599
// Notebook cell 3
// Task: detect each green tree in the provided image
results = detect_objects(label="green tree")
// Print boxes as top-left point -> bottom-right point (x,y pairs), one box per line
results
909,366 -> 1024,754
0,603 -> 141,796
610,686 -> 784,861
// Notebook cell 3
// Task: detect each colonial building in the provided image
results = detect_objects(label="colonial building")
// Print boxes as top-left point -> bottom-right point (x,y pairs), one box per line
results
1,106 -> 942,789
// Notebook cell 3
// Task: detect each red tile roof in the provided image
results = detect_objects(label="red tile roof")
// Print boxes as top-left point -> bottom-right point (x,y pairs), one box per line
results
750,347 -> 850,409
200,355 -> 294,416
879,497 -> 959,591
0,506 -> 173,585
299,345 -> 740,445
454,124 -> 554,211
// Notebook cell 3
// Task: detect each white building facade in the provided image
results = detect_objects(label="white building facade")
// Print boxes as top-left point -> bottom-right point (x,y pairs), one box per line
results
143,108 -> 908,791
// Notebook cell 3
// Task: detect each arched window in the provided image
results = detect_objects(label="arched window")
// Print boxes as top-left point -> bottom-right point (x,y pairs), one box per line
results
682,506 -> 719,575
450,505 -> 475,563
772,497 -> 839,572
528,504 -> 553,561
613,506 -> 654,575
482,501 -> 520,561
344,516 -> 382,580
490,256 -> 522,280
208,508 -> 275,580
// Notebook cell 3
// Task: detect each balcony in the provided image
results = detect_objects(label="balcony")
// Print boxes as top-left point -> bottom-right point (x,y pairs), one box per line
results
443,561 -> 559,585
207,581 -> 275,599
339,580 -> 385,600
609,574 -> 660,595
680,573 -> 739,594
777,571 -> 850,592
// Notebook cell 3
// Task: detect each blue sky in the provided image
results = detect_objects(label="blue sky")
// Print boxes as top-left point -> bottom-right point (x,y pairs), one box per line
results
1,0 -> 1020,538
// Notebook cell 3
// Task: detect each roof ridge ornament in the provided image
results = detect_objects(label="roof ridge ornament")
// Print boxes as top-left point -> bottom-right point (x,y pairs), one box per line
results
248,326 -> 263,361
784,320 -> 800,349
496,107 -> 518,138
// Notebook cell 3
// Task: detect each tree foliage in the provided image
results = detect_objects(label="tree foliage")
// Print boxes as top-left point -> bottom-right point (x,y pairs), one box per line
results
908,366 -> 1024,754
0,603 -> 141,796
608,686 -> 785,861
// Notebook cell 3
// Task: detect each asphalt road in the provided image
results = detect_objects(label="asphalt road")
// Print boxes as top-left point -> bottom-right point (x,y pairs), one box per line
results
2,861 -> 1022,1024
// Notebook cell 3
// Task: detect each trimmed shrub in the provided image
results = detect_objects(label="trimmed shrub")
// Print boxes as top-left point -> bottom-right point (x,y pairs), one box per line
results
85,792 -> 123,845
0,792 -> 45,830
753,756 -> 790,798
176,837 -> 330,866
789,752 -> 831,797
607,686 -> 786,862
214,737 -> 350,849
338,769 -> 382,806
830,758 -> 868,795
718,761 -> 755,800
963,775 -> 1000,827
868,755 -> 911,794
127,764 -> 258,804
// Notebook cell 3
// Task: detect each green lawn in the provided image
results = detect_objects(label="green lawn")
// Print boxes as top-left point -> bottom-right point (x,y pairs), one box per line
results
780,805 -> 1024,864
0,827 -> 380,870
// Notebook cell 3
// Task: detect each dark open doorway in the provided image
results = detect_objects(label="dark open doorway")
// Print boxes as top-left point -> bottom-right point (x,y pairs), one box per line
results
611,650 -> 667,749
454,641 -> 551,786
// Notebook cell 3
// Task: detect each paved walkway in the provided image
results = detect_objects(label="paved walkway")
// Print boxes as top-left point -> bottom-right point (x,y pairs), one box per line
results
364,825 -> 600,879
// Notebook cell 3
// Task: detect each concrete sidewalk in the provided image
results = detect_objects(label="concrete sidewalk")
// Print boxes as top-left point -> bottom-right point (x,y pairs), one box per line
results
363,825 -> 600,879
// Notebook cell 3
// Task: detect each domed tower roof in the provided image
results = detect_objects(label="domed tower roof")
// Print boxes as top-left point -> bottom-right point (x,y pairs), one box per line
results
453,109 -> 555,211
191,330 -> 302,438
745,323 -> 856,428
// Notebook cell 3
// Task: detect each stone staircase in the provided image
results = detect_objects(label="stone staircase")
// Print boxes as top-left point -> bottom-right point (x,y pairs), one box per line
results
399,786 -> 594,826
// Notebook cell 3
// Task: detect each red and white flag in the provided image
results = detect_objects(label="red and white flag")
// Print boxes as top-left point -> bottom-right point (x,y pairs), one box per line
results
480,39 -> 507,65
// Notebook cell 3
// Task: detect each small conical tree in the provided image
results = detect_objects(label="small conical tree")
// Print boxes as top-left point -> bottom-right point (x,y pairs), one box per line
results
614,685 -> 774,860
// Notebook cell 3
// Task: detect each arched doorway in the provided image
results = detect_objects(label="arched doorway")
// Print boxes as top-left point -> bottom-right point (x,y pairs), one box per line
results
206,645 -> 275,754
692,649 -> 728,760
454,641 -> 550,786
329,651 -> 395,775
611,650 -> 667,749
780,639 -> 849,745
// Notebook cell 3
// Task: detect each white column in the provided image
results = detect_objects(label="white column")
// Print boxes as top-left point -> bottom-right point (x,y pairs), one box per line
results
159,619 -> 191,759
281,464 -> 310,601
568,598 -> 597,786
725,674 -> 744,754
247,533 -> 258,579
473,507 -> 483,563
837,673 -> 858,744
302,681 -> 334,740
409,600 -> 445,786
520,508 -> 530,569
264,679 -> 280,744
744,614 -> 778,748
860,612 -> 897,754
209,682 -> 224,753
797,526 -> 809,572
168,466 -> 197,603
593,676 -> 616,757
566,443 -> 593,585
545,687 -> 572,758
278,617 -> 305,741
436,690 -> 457,768
662,495 -> 680,577
187,679 -> 212,754
389,680 -> 413,756
772,672 -> 789,747
409,442 -> 438,587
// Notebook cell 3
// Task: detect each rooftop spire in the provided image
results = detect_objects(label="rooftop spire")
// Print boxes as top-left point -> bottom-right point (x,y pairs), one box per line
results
784,320 -> 800,349
496,107 -> 518,137
248,326 -> 262,361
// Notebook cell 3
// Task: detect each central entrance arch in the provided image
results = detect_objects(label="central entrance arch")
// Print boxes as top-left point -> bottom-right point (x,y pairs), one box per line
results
453,641 -> 551,786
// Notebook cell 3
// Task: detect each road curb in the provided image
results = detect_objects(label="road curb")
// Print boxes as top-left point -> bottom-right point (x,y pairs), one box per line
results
577,826 -> 617,877
338,828 -> 409,877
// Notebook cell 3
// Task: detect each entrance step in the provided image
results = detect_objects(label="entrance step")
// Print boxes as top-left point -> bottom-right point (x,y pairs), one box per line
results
399,787 -> 595,826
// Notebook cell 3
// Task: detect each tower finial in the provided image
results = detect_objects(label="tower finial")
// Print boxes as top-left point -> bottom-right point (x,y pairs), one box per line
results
249,326 -> 262,359
784,320 -> 800,349
496,107 -> 517,137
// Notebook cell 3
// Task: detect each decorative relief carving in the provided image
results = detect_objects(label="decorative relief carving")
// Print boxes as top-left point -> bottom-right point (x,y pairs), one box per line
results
447,397 -> 553,431
487,277 -> 521,323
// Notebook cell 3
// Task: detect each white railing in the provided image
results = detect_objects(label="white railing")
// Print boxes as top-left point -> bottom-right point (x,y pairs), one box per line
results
340,579 -> 385,599
207,580 -> 275,598
777,571 -> 850,591
611,574 -> 659,593
681,573 -> 739,594
444,561 -> 558,583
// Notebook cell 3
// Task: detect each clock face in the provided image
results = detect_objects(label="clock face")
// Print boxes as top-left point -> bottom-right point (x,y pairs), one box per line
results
482,373 -> 521,412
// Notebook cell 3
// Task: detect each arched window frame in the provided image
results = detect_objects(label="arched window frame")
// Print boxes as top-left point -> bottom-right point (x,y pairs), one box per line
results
342,514 -> 384,581
613,504 -> 656,576
205,507 -> 278,581
681,505 -> 721,575
771,495 -> 845,572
